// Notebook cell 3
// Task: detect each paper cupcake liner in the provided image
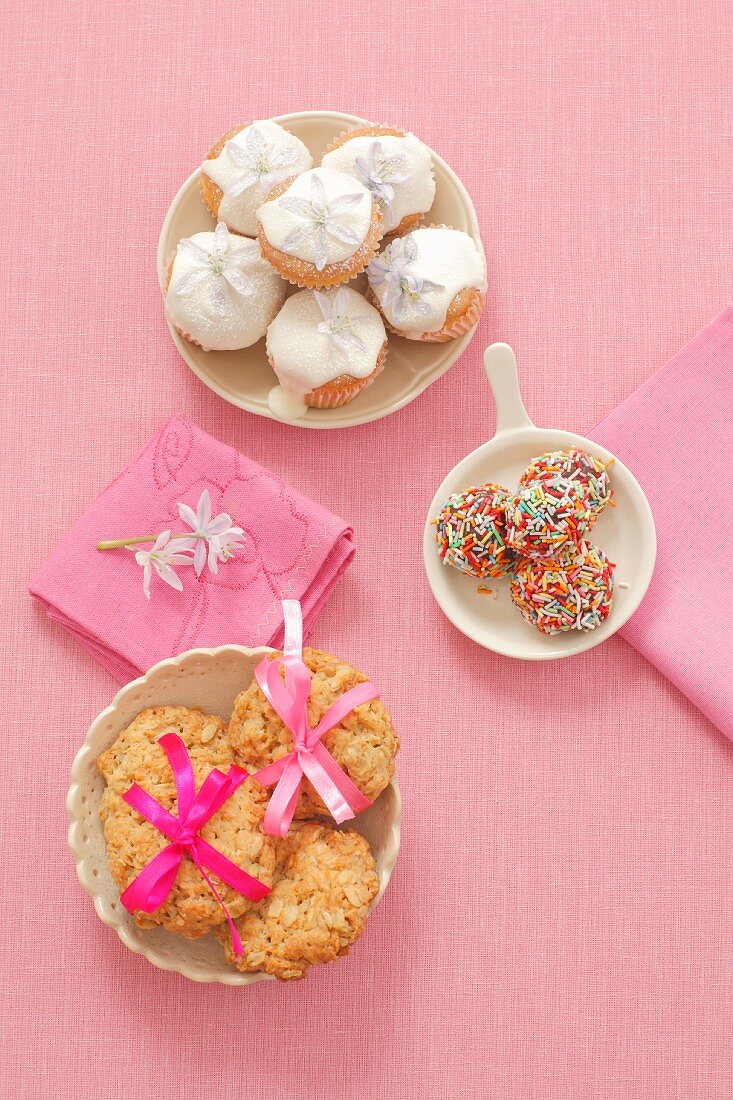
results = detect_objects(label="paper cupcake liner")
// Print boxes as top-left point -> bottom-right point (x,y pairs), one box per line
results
267,342 -> 388,409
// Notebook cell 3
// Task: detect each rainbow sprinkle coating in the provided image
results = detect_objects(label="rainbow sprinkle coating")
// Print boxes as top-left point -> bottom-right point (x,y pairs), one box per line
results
510,542 -> 615,634
519,448 -> 614,519
506,476 -> 594,560
435,483 -> 514,579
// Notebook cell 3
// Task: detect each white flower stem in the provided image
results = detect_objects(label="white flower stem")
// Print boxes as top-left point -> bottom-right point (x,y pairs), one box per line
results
96,533 -> 207,550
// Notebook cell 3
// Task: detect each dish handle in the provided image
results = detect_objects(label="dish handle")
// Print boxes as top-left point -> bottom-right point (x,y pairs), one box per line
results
483,343 -> 534,435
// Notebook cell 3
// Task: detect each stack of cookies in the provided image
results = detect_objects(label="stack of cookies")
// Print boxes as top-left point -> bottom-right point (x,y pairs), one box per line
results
98,647 -> 399,981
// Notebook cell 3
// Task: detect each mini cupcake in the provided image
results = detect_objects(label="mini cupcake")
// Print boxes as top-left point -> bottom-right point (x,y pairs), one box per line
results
217,821 -> 379,981
164,222 -> 287,351
200,120 -> 313,238
256,167 -> 383,289
367,226 -> 486,341
265,286 -> 388,418
321,124 -> 436,235
229,647 -> 399,821
98,706 -> 276,940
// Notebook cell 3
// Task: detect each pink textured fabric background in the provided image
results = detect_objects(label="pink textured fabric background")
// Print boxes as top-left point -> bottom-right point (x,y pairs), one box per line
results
2,2 -> 731,1098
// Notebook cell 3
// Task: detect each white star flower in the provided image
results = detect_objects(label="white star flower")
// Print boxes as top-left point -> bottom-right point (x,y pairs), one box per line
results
174,223 -> 255,317
131,530 -> 195,601
178,489 -> 245,576
279,173 -> 364,271
314,289 -> 368,355
224,125 -> 299,198
367,234 -> 444,323
354,140 -> 410,219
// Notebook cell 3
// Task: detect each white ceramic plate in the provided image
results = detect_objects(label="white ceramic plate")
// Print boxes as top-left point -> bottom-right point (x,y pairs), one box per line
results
423,344 -> 657,660
67,645 -> 401,985
157,110 -> 484,428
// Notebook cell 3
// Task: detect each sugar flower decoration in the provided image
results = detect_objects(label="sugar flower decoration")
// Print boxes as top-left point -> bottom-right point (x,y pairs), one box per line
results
367,234 -> 444,323
178,488 -> 244,576
100,489 -> 246,599
354,140 -> 410,218
174,223 -> 254,316
314,289 -> 368,355
224,125 -> 299,197
279,172 -> 365,271
131,531 -> 196,601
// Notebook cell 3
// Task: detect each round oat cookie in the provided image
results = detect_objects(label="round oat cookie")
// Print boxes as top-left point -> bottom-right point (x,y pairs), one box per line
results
218,821 -> 379,980
97,706 -> 276,939
228,649 -> 399,819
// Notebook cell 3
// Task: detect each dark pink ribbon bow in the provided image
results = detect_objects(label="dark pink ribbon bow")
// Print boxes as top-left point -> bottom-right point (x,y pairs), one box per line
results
120,732 -> 270,956
253,599 -> 379,837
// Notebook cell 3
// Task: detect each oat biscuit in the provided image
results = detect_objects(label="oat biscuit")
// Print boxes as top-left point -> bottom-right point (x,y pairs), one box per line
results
218,821 -> 379,980
98,706 -> 276,939
228,649 -> 399,819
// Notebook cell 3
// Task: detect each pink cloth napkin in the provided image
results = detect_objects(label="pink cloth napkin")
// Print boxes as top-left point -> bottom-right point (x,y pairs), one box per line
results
29,414 -> 355,682
589,306 -> 733,739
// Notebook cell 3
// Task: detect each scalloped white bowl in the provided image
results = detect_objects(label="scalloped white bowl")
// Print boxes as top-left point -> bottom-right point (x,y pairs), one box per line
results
67,645 -> 401,985
157,109 -> 485,428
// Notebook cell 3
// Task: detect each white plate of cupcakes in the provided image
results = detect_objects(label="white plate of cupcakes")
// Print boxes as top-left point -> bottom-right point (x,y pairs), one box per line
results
423,344 -> 657,660
158,111 -> 487,428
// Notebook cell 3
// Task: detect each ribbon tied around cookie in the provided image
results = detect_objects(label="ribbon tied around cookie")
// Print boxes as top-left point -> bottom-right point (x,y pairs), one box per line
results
254,599 -> 379,837
120,732 -> 270,956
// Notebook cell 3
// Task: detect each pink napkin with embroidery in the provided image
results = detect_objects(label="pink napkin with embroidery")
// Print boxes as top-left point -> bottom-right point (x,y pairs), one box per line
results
29,415 -> 355,682
589,306 -> 733,739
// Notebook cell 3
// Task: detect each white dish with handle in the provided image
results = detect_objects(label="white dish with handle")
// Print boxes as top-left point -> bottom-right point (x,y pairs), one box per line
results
423,343 -> 656,660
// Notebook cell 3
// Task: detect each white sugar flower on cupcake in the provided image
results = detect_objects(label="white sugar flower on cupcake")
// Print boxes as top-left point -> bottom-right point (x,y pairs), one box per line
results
256,167 -> 384,289
266,285 -> 387,419
322,124 -> 436,235
367,226 -> 486,342
164,223 -> 287,351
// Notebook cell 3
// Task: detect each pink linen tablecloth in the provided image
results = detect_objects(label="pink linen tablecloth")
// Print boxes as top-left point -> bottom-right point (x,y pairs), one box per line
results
591,307 -> 733,740
3,3 -> 733,1099
29,414 -> 354,680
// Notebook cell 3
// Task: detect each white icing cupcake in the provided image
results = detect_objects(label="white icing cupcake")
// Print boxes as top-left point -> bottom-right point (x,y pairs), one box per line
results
164,223 -> 287,352
266,286 -> 387,419
256,168 -> 384,289
200,120 -> 313,238
322,125 -> 435,235
367,226 -> 487,342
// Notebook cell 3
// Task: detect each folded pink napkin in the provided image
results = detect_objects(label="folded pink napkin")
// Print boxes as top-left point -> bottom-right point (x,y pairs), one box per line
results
29,414 -> 355,682
589,306 -> 733,739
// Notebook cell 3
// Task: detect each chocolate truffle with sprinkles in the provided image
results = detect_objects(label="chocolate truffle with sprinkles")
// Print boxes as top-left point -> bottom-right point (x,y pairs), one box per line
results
510,543 -> 615,634
519,448 -> 614,520
506,475 -> 593,561
435,483 -> 514,579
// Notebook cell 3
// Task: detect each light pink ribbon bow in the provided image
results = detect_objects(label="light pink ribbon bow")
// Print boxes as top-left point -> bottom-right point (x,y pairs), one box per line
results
120,732 -> 271,956
254,599 -> 379,837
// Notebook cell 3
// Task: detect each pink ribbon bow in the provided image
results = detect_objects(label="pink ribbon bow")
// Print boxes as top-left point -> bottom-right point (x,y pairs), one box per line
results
254,599 -> 379,837
120,732 -> 270,956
